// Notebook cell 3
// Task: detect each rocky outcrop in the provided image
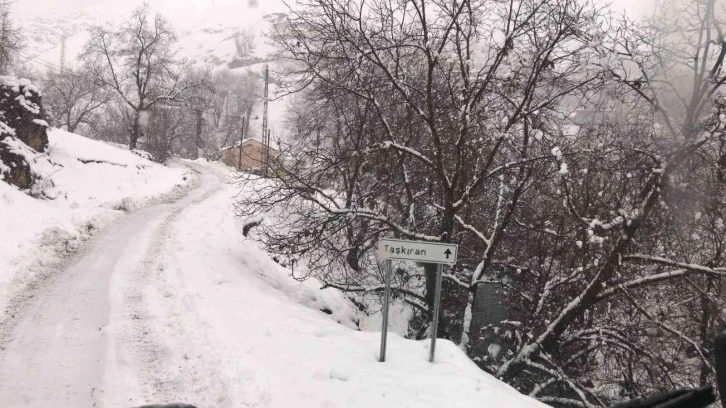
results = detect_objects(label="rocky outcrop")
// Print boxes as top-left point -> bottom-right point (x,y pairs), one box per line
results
0,77 -> 49,190
0,137 -> 34,189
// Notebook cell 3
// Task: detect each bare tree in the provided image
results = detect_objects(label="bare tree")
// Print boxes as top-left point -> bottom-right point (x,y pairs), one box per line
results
144,101 -> 194,162
234,29 -> 256,58
208,69 -> 260,150
81,2 -> 196,150
258,0 -> 604,330
0,0 -> 21,74
42,64 -> 111,133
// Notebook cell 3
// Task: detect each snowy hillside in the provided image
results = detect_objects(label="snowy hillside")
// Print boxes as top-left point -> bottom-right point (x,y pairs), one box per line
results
0,129 -> 192,321
15,0 -> 290,142
114,162 -> 549,407
0,133 -> 548,406
15,0 -> 288,67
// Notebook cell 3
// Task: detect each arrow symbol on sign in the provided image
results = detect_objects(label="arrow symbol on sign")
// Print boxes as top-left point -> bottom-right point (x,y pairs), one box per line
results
444,249 -> 452,259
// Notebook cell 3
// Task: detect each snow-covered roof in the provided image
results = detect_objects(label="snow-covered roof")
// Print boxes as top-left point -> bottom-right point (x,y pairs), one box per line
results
220,138 -> 254,151
220,138 -> 279,153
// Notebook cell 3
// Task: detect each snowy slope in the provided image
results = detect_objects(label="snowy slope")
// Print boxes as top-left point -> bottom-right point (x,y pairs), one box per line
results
131,162 -> 548,408
0,128 -> 192,321
15,0 -> 290,142
15,0 -> 288,66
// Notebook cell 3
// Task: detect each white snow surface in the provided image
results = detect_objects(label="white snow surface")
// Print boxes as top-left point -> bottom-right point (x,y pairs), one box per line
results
0,147 -> 546,406
0,128 -> 192,320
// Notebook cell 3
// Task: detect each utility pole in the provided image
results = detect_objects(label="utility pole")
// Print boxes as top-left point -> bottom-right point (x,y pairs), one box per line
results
238,116 -> 245,169
265,128 -> 271,174
195,108 -> 203,159
262,128 -> 267,172
60,34 -> 66,74
262,64 -> 269,177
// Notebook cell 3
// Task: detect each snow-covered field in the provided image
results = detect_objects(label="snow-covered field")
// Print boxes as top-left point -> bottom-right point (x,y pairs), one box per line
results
0,129 -> 192,321
134,163 -> 547,407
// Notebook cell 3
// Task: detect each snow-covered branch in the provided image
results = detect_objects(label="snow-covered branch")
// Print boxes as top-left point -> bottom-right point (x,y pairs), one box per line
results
623,254 -> 726,277
321,283 -> 428,304
379,141 -> 434,167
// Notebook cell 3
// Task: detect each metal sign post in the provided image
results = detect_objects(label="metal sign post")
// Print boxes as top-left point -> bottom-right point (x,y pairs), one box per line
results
376,238 -> 458,363
379,259 -> 392,362
429,263 -> 443,362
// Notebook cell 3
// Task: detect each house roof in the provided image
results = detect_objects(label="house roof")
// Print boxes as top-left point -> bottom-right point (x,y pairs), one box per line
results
220,138 -> 253,151
220,138 -> 280,153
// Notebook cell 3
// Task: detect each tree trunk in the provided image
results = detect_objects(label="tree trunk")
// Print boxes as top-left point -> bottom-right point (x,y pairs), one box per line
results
195,109 -> 203,159
460,291 -> 475,352
423,262 -> 446,337
425,208 -> 455,338
130,112 -> 140,150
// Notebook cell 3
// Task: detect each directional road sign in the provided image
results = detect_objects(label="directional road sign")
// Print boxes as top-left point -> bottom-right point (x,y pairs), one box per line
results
376,238 -> 458,265
375,238 -> 459,363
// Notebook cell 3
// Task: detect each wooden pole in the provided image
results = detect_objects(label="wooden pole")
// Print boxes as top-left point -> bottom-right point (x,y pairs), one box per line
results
195,109 -> 202,159
262,64 -> 269,176
238,116 -> 245,169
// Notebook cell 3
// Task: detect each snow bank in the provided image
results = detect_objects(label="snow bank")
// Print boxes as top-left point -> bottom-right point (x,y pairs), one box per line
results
0,128 -> 194,320
140,163 -> 547,407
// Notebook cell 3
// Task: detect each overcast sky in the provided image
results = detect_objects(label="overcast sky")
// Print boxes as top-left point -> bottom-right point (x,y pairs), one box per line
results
14,0 -> 259,22
609,0 -> 656,17
14,0 -> 655,21
15,0 -> 122,18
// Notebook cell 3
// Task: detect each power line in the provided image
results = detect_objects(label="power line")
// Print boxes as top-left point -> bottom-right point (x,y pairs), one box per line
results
15,50 -> 92,82
60,35 -> 66,73
16,50 -> 64,71
16,50 -> 104,84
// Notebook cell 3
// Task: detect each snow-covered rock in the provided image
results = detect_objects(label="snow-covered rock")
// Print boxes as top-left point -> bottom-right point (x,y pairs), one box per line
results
0,76 -> 48,189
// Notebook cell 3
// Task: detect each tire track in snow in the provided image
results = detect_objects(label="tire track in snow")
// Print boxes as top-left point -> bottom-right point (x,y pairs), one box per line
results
106,163 -> 232,406
0,163 -> 220,407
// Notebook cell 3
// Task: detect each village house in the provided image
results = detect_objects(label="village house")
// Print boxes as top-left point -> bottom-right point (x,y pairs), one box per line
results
221,138 -> 280,172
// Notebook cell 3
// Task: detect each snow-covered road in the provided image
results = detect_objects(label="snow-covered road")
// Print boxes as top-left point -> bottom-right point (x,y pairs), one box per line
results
0,164 -> 221,407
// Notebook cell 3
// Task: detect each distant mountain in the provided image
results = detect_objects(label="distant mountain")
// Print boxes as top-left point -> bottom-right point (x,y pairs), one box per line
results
16,0 -> 289,71
15,0 -> 292,141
